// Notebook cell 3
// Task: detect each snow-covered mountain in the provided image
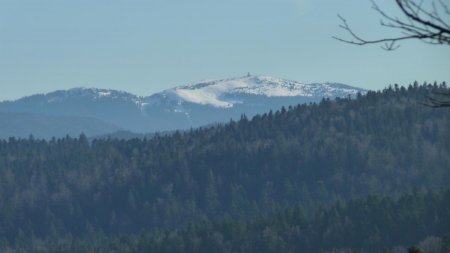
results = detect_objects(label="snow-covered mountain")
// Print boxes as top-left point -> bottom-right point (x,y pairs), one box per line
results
0,75 -> 366,138
142,75 -> 365,131
173,75 -> 360,107
149,75 -> 363,108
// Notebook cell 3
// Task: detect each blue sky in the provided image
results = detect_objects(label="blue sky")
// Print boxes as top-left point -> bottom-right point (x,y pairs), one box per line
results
0,0 -> 449,101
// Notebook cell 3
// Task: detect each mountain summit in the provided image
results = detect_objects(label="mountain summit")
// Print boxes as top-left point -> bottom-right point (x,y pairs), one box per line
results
0,75 -> 366,138
149,75 -> 364,109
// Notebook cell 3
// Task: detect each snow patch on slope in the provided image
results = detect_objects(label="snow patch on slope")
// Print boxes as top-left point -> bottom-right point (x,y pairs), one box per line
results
166,75 -> 364,108
175,89 -> 233,108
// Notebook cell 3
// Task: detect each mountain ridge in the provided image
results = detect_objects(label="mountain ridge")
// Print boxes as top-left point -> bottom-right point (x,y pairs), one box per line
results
1,75 -> 364,104
0,111 -> 121,139
151,75 -> 364,109
0,75 -> 366,137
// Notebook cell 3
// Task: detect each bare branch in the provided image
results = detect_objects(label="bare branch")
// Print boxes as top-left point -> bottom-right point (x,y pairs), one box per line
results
440,0 -> 450,16
398,0 -> 450,32
424,98 -> 450,107
422,90 -> 450,107
432,90 -> 450,96
334,0 -> 450,50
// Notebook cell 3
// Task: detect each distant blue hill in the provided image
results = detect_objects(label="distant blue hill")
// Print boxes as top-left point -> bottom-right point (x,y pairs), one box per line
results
0,75 -> 366,139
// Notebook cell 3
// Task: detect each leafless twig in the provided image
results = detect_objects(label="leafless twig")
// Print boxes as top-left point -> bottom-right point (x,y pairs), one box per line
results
422,90 -> 450,107
333,0 -> 450,50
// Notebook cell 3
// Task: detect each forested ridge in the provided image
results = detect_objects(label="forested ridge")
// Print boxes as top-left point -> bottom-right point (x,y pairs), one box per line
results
0,82 -> 449,252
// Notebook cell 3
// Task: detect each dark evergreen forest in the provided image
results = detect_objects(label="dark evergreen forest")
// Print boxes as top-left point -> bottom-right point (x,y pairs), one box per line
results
0,82 -> 449,252
15,190 -> 450,253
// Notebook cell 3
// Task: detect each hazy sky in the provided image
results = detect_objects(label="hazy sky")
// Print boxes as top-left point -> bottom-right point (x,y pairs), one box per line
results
0,0 -> 449,101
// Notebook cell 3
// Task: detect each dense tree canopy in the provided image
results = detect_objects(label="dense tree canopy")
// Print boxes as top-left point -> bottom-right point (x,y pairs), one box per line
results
6,189 -> 450,253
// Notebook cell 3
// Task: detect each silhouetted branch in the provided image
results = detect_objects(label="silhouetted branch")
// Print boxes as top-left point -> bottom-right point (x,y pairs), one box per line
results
333,0 -> 450,50
422,90 -> 450,107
